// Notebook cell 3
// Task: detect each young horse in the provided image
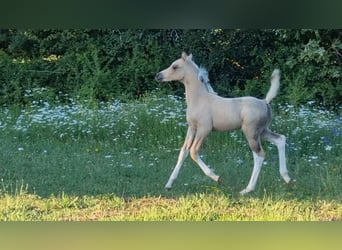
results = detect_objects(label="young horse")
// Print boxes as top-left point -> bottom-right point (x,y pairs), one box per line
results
155,52 -> 291,194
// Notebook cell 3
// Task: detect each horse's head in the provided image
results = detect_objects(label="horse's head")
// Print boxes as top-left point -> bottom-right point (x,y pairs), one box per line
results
155,52 -> 194,83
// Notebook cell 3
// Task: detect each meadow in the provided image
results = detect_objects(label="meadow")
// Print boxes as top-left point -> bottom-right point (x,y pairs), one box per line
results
0,90 -> 341,221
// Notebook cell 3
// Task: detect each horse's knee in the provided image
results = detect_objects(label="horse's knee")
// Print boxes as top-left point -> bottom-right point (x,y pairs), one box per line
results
249,140 -> 265,157
255,148 -> 265,157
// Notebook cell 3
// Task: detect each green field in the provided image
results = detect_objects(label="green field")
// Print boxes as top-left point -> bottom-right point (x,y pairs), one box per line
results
0,92 -> 341,221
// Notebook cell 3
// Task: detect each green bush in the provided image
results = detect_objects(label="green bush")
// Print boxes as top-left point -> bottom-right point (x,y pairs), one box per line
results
0,29 -> 341,109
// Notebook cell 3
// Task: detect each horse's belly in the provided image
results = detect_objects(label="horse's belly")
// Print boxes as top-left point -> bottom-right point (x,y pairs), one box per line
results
213,118 -> 241,131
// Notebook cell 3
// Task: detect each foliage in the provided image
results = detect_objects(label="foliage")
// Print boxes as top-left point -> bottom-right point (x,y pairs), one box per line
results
0,29 -> 341,108
269,29 -> 342,107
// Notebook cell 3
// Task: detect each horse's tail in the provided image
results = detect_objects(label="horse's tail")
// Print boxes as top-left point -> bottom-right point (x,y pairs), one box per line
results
265,69 -> 280,104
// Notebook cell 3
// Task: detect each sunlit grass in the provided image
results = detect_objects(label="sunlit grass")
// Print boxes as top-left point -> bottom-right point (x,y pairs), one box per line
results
1,190 -> 341,221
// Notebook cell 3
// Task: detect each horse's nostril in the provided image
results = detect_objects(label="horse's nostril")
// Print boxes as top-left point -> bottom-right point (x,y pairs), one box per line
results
155,72 -> 163,81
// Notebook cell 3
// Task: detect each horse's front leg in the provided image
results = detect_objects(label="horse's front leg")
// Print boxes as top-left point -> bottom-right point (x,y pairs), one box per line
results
189,129 -> 221,182
165,127 -> 195,190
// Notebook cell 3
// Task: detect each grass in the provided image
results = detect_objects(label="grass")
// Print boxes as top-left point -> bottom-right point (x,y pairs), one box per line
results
1,192 -> 342,221
0,91 -> 341,221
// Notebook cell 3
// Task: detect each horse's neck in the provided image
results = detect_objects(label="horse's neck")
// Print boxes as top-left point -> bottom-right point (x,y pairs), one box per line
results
183,76 -> 208,106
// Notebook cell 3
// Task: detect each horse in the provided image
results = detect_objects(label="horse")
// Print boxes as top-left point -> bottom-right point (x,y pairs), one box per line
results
155,52 -> 291,194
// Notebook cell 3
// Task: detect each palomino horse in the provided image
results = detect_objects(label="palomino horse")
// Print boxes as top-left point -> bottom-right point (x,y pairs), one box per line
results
155,52 -> 291,194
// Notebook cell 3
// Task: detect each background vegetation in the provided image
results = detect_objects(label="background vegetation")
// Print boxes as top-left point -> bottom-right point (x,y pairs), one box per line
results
0,29 -> 341,108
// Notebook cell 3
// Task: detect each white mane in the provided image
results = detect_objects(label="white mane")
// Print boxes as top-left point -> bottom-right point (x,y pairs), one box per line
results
198,66 -> 217,95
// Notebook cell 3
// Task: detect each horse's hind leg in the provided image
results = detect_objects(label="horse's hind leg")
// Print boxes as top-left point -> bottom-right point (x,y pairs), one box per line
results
240,128 -> 265,195
165,127 -> 194,189
262,129 -> 291,183
240,151 -> 265,195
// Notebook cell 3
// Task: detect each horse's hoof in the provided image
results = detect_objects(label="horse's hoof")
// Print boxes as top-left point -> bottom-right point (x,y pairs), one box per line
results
240,188 -> 253,195
217,176 -> 222,183
287,179 -> 297,185
239,189 -> 248,195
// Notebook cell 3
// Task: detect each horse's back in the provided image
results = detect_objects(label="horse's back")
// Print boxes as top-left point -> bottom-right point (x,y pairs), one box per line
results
214,95 -> 270,127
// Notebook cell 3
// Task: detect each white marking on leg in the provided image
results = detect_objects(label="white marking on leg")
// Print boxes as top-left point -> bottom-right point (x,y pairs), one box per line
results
266,133 -> 291,183
165,127 -> 195,189
240,152 -> 264,195
275,135 -> 291,183
165,148 -> 189,189
194,156 -> 220,182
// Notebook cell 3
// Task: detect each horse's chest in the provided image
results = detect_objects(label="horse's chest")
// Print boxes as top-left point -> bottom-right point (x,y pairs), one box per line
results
186,107 -> 211,127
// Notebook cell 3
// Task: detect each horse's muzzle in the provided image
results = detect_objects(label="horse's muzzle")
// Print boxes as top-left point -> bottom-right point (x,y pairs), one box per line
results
155,72 -> 163,81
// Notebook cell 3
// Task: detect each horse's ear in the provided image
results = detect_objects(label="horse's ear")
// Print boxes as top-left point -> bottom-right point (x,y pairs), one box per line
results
181,52 -> 193,61
181,52 -> 188,61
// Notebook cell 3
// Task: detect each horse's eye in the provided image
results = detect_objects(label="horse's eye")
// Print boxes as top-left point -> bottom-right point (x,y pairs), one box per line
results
172,65 -> 178,70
